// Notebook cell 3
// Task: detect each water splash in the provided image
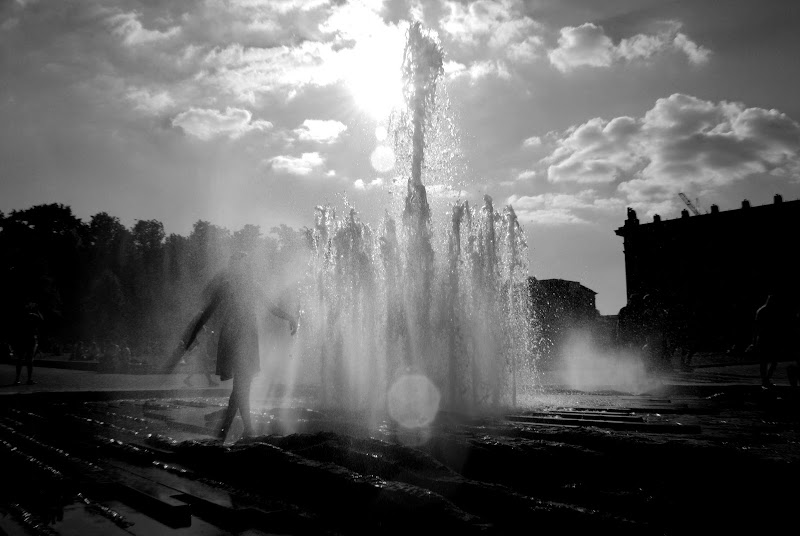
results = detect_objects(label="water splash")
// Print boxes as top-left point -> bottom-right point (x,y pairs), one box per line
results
290,22 -> 537,421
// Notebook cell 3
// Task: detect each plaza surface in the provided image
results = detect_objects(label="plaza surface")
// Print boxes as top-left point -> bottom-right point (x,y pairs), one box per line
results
1,354 -> 798,535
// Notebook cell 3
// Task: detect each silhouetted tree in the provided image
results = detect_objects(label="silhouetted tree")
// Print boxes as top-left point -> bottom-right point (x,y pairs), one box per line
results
0,203 -> 306,358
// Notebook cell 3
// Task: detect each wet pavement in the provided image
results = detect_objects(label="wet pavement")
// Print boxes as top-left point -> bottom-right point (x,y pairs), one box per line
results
1,358 -> 798,535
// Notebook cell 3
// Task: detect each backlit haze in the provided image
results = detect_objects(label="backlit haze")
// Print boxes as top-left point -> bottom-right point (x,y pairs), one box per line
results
2,0 -> 800,314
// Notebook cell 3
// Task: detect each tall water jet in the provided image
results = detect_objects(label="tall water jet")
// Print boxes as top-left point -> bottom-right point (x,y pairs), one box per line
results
400,22 -> 443,368
295,21 -> 537,423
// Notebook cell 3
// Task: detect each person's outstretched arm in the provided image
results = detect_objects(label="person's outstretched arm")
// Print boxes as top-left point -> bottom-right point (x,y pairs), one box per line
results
268,304 -> 298,335
164,284 -> 224,371
255,281 -> 298,335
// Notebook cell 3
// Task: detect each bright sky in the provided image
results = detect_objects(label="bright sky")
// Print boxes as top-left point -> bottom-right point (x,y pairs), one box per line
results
2,0 -> 799,314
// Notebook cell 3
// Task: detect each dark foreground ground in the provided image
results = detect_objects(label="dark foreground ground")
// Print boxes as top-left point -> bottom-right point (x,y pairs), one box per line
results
1,360 -> 799,536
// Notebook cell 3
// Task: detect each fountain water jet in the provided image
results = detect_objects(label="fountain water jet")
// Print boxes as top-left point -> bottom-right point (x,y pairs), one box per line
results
293,22 -> 538,423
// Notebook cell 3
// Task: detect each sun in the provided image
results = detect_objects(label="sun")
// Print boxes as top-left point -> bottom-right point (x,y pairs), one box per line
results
344,32 -> 406,120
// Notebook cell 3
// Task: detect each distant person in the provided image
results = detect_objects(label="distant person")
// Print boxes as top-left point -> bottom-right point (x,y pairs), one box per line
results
663,299 -> 698,370
89,340 -> 101,361
168,253 -> 297,441
183,325 -> 219,388
11,303 -> 43,385
70,341 -> 83,361
751,294 -> 792,388
105,342 -> 121,371
122,343 -> 133,365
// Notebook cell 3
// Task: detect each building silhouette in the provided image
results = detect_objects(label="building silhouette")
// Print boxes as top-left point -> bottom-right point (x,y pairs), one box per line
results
615,194 -> 800,350
529,278 -> 598,363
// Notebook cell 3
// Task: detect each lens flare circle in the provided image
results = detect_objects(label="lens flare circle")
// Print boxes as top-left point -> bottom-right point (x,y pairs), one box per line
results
370,145 -> 396,173
387,373 -> 441,428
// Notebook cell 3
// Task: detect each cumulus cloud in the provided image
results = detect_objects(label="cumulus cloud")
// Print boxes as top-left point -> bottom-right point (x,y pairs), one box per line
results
544,116 -> 644,183
270,152 -> 324,176
507,191 -> 625,225
197,41 -> 345,103
523,136 -> 542,148
449,60 -> 511,82
507,36 -> 544,62
444,60 -> 467,76
172,107 -> 272,140
294,119 -> 347,143
542,94 -> 800,212
549,21 -> 710,72
548,23 -> 615,71
440,0 -> 544,62
126,87 -> 174,115
441,0 -> 540,46
354,178 -> 384,190
107,12 -> 180,46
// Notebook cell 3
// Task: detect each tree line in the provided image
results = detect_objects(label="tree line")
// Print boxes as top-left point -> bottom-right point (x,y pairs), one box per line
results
0,203 -> 309,358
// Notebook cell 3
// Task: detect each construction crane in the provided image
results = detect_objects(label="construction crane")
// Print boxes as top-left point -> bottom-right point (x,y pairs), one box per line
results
679,193 -> 701,216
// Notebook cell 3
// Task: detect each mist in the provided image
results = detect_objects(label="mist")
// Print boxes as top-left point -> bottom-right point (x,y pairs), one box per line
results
557,329 -> 661,394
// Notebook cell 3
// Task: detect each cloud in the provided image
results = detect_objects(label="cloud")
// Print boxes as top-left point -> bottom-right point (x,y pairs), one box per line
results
444,60 -> 466,76
269,152 -> 324,175
507,36 -> 544,62
449,60 -> 511,82
354,178 -> 384,190
549,21 -> 710,72
294,119 -> 347,143
523,136 -> 542,148
542,94 -> 800,212
507,191 -> 625,225
196,41 -> 345,103
672,33 -> 711,65
441,0 -> 540,46
107,12 -> 181,46
548,23 -> 615,71
172,107 -> 272,140
126,87 -> 174,115
544,116 -> 644,183
242,0 -> 330,15
439,0 -> 544,63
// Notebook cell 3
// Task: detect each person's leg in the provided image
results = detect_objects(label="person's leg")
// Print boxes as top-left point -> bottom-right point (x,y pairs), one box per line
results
24,338 -> 37,384
234,373 -> 254,437
25,351 -> 34,384
218,387 -> 240,440
14,346 -> 22,384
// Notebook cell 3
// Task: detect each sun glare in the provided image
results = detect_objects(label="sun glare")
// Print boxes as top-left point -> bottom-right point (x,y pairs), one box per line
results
345,31 -> 406,120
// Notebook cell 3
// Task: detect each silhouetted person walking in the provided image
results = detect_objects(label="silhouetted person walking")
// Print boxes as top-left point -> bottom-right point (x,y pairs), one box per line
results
752,294 -> 791,388
12,303 -> 43,385
169,254 -> 297,441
